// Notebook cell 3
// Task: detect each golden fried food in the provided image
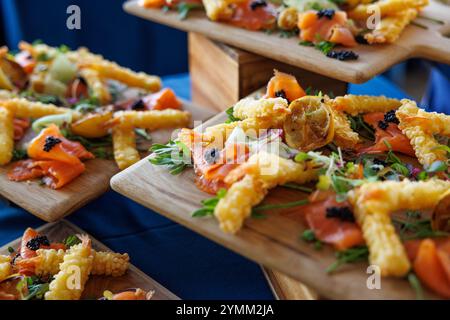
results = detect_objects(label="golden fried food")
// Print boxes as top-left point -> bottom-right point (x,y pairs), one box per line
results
202,0 -> 235,21
80,59 -> 161,92
114,109 -> 191,131
0,255 -> 11,282
214,152 -> 318,233
348,179 -> 450,277
331,108 -> 360,149
0,98 -> 80,119
364,9 -> 418,44
396,99 -> 448,168
348,0 -> 428,20
332,95 -> 402,116
45,236 -> 94,300
205,117 -> 281,145
79,68 -> 111,104
112,121 -> 140,170
0,107 -> 14,165
233,97 -> 289,120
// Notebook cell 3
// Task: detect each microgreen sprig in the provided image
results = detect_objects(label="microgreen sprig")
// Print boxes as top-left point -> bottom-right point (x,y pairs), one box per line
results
149,140 -> 192,175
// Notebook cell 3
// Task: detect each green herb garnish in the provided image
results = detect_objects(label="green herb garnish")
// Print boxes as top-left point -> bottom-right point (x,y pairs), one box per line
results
63,235 -> 81,248
301,229 -> 323,250
326,246 -> 369,273
177,2 -> 202,20
192,189 -> 227,217
281,183 -> 313,193
12,149 -> 28,161
253,199 -> 309,212
408,273 -> 425,300
150,140 -> 192,175
225,107 -> 239,123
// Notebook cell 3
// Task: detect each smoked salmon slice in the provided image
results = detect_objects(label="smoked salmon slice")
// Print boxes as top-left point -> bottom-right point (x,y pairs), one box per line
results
8,159 -> 85,189
8,159 -> 44,181
358,112 -> 415,156
265,70 -> 306,103
230,0 -> 277,31
27,124 -> 94,164
298,10 -> 356,47
33,160 -> 85,189
143,88 -> 182,110
13,118 -> 30,141
283,191 -> 364,250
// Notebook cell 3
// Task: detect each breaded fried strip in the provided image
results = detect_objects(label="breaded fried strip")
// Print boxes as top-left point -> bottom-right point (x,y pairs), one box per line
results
396,99 -> 448,167
79,68 -> 111,104
0,255 -> 11,282
364,9 -> 418,44
332,95 -> 401,116
233,97 -> 289,120
331,108 -> 360,149
214,152 -> 318,233
0,107 -> 14,165
80,59 -> 161,92
0,98 -> 80,120
348,0 -> 428,20
45,236 -> 93,300
349,179 -> 450,277
205,117 -> 284,144
112,122 -> 140,170
114,109 -> 190,131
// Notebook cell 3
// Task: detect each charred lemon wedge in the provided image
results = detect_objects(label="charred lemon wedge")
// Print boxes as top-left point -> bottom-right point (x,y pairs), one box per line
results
284,96 -> 334,151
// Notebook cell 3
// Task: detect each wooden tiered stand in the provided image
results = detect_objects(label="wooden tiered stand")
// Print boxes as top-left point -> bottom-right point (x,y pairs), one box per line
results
122,0 -> 450,300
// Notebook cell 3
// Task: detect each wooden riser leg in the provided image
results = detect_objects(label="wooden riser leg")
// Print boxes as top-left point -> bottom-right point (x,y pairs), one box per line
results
189,32 -> 348,112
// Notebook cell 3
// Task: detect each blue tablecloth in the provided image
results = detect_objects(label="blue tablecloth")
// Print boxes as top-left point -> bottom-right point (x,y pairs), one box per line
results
0,73 -> 408,299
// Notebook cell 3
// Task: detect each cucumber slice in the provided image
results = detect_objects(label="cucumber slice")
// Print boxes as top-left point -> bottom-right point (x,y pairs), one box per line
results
48,54 -> 77,84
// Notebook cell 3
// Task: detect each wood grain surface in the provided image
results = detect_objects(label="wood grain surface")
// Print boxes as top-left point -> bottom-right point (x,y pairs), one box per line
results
0,100 -> 215,222
0,220 -> 179,300
189,33 -> 347,112
111,110 -> 441,300
124,0 -> 450,84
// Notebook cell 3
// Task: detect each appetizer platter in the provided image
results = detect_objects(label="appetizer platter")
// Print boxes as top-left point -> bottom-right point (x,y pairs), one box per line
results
112,71 -> 450,299
0,41 -> 214,221
0,220 -> 178,300
124,0 -> 450,83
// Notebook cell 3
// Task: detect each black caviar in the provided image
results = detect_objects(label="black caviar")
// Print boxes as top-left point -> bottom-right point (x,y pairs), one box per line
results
378,120 -> 389,130
250,0 -> 267,10
26,236 -> 50,251
43,136 -> 62,152
326,50 -> 359,61
326,206 -> 355,222
131,99 -> 146,111
274,90 -> 288,101
384,110 -> 400,124
204,148 -> 220,165
355,34 -> 368,44
317,9 -> 335,20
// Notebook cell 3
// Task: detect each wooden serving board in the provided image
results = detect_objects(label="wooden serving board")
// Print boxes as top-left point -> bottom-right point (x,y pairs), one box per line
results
124,0 -> 450,84
0,100 -> 215,222
0,220 -> 178,300
111,110 -> 441,300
